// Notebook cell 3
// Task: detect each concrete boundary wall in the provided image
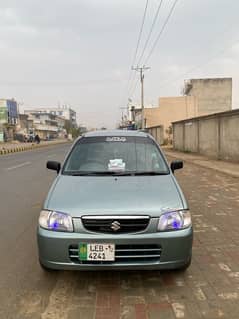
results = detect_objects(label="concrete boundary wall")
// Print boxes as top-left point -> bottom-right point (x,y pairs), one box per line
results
173,109 -> 239,162
147,125 -> 164,145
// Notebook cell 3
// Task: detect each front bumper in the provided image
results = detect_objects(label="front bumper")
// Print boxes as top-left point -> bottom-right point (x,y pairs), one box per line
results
37,226 -> 193,270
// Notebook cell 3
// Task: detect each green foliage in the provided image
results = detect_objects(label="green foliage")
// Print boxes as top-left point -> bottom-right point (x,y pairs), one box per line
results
70,127 -> 81,138
64,120 -> 81,138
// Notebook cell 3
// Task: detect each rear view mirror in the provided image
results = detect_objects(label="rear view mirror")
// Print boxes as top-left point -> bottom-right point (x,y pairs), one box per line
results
47,161 -> 61,173
170,160 -> 183,173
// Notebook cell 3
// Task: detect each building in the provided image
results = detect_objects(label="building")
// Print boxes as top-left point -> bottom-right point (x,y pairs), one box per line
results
26,112 -> 59,139
183,78 -> 232,116
56,116 -> 67,138
0,99 -> 18,125
18,112 -> 66,140
145,96 -> 196,128
18,114 -> 34,134
0,99 -> 18,141
144,77 -> 232,144
25,106 -> 77,128
129,106 -> 145,129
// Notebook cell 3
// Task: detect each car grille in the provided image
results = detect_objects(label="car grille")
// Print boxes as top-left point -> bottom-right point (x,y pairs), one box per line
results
81,215 -> 150,234
68,244 -> 162,264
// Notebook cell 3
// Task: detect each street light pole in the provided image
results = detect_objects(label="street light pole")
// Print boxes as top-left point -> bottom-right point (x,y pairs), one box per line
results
132,66 -> 150,129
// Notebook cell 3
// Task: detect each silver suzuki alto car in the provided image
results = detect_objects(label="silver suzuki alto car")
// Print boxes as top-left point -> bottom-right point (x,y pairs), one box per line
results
37,130 -> 193,271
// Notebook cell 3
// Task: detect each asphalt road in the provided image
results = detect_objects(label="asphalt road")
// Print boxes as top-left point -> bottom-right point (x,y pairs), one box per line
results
0,143 -> 71,319
0,144 -> 239,319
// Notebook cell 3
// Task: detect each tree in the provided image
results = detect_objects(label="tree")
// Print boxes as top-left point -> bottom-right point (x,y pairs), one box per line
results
64,120 -> 81,138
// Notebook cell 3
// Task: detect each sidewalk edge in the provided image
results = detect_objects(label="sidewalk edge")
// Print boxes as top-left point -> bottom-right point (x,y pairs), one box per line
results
0,141 -> 70,156
164,150 -> 239,179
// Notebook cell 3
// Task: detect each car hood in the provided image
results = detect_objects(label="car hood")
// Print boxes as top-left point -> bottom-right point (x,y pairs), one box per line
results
45,175 -> 185,217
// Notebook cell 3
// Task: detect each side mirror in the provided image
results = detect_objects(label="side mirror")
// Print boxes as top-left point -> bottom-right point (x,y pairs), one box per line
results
47,161 -> 61,173
170,160 -> 183,173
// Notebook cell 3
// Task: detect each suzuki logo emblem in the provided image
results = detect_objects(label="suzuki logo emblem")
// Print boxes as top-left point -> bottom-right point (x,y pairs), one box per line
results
111,221 -> 121,231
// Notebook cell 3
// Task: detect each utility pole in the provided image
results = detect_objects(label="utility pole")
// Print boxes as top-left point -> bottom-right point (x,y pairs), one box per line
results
131,66 -> 150,129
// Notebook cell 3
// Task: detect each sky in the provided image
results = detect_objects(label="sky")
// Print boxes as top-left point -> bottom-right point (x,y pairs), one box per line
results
0,0 -> 239,128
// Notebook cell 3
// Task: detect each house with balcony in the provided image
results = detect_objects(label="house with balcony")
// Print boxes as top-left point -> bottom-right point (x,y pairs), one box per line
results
25,105 -> 77,128
25,112 -> 60,139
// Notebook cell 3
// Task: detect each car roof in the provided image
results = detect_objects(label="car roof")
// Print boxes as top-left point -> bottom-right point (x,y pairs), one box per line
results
82,130 -> 150,138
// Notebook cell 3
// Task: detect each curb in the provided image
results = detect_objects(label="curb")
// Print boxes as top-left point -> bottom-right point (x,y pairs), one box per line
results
164,150 -> 239,179
0,141 -> 70,155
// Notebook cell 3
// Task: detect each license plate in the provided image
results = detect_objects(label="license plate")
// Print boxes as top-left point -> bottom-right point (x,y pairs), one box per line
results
79,243 -> 115,261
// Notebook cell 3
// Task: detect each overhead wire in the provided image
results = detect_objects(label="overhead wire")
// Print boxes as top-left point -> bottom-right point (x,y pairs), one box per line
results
143,0 -> 179,65
129,0 -> 164,98
124,0 -> 149,102
136,0 -> 164,67
158,38 -> 239,90
129,76 -> 140,99
131,0 -> 150,68
127,71 -> 138,100
129,0 -> 179,100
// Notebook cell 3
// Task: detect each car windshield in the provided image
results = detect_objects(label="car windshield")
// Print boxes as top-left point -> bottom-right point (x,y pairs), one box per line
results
62,136 -> 169,175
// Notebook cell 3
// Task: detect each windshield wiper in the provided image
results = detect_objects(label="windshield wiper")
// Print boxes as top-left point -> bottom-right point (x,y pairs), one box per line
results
63,171 -> 169,176
64,171 -> 129,176
133,171 -> 169,176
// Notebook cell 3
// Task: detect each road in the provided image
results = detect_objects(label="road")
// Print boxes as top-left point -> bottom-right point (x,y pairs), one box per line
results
0,144 -> 239,319
0,144 -> 70,319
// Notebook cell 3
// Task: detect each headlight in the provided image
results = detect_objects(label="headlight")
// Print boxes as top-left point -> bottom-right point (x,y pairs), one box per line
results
158,210 -> 191,231
39,210 -> 73,232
